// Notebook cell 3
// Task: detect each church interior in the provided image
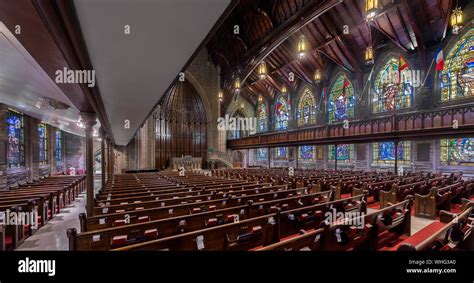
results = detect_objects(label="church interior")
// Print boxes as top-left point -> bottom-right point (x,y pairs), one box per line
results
0,0 -> 473,254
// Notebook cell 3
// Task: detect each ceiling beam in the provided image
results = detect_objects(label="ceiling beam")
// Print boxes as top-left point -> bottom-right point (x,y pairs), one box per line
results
402,0 -> 427,70
238,0 -> 343,86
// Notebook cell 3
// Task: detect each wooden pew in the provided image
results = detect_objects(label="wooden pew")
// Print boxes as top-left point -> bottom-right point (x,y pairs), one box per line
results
67,190 -> 336,250
255,228 -> 325,251
414,183 -> 467,219
398,202 -> 473,251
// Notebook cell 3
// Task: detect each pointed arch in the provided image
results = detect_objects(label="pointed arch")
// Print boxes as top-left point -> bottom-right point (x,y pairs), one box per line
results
274,94 -> 290,131
257,100 -> 268,133
372,57 -> 414,113
440,28 -> 474,102
328,74 -> 355,123
297,88 -> 316,126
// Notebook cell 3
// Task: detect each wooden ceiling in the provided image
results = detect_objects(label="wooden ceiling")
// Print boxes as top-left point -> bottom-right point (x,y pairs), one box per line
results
207,0 -> 462,108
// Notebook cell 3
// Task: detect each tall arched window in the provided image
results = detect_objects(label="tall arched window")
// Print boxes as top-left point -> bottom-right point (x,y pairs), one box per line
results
257,101 -> 268,133
373,57 -> 413,113
297,90 -> 316,126
6,110 -> 25,167
228,109 -> 247,140
440,138 -> 474,166
38,123 -> 48,164
274,95 -> 290,130
372,141 -> 411,165
299,146 -> 315,161
328,75 -> 355,123
440,28 -> 473,102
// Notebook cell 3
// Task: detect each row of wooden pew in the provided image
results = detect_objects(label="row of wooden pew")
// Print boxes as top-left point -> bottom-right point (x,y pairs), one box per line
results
0,175 -> 85,250
64,170 -> 446,251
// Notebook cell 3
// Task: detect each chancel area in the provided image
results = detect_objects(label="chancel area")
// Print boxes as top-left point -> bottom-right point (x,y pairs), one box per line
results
0,0 -> 473,252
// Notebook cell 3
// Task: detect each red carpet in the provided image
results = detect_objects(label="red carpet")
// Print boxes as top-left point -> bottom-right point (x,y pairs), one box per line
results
388,221 -> 446,251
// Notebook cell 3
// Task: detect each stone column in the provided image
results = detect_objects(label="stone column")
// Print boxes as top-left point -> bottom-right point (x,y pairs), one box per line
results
27,117 -> 40,181
82,113 -> 96,217
0,104 -> 8,189
49,125 -> 57,176
100,128 -> 106,189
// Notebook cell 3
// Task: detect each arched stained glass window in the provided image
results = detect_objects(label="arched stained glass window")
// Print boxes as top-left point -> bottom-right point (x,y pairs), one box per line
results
372,141 -> 411,164
299,146 -> 315,161
38,123 -> 48,164
257,148 -> 268,161
257,101 -> 268,133
297,90 -> 316,126
373,57 -> 413,113
6,110 -> 25,167
440,138 -> 474,166
328,144 -> 354,163
328,75 -> 355,123
274,95 -> 290,130
55,130 -> 62,162
274,147 -> 288,159
440,28 -> 474,101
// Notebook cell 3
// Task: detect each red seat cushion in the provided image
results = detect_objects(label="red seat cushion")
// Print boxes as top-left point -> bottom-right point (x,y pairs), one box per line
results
111,235 -> 128,246
114,220 -> 126,227
144,229 -> 158,239
138,216 -> 149,223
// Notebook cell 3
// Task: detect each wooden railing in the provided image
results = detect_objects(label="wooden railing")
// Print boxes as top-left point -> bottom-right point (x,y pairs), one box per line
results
227,104 -> 474,149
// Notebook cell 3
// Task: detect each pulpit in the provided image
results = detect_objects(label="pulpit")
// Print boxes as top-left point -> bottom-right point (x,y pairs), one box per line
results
171,156 -> 202,170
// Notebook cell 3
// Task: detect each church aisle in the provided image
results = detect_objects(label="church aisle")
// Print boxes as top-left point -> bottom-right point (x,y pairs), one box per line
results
15,179 -> 101,251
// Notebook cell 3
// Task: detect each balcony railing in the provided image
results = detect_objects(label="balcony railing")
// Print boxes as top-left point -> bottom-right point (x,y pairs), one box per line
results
227,104 -> 474,149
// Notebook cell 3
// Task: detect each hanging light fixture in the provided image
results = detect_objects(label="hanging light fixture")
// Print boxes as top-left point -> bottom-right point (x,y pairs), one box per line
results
297,35 -> 308,59
450,7 -> 463,33
365,47 -> 374,65
257,61 -> 267,80
365,0 -> 379,21
281,85 -> 288,94
234,77 -> 241,92
240,102 -> 245,110
218,90 -> 223,102
314,70 -> 322,83
258,95 -> 263,103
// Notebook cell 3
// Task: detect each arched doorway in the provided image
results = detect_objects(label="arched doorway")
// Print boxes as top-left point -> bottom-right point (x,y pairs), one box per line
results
154,81 -> 207,169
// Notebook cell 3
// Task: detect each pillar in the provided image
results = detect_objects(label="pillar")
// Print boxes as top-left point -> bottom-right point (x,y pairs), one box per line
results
267,147 -> 271,169
295,146 -> 299,169
28,117 -> 40,181
394,140 -> 399,175
49,125 -> 57,176
0,104 -> 8,189
82,113 -> 96,217
100,128 -> 106,189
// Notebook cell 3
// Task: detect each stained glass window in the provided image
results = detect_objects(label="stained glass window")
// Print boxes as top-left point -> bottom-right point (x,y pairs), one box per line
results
440,138 -> 474,166
38,123 -> 48,164
328,144 -> 354,163
274,95 -> 290,130
6,110 -> 25,167
440,28 -> 474,101
274,147 -> 288,159
55,130 -> 62,162
328,75 -> 355,123
257,101 -> 268,133
373,58 -> 413,113
297,90 -> 316,126
257,148 -> 268,161
372,141 -> 411,164
299,146 -> 315,161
